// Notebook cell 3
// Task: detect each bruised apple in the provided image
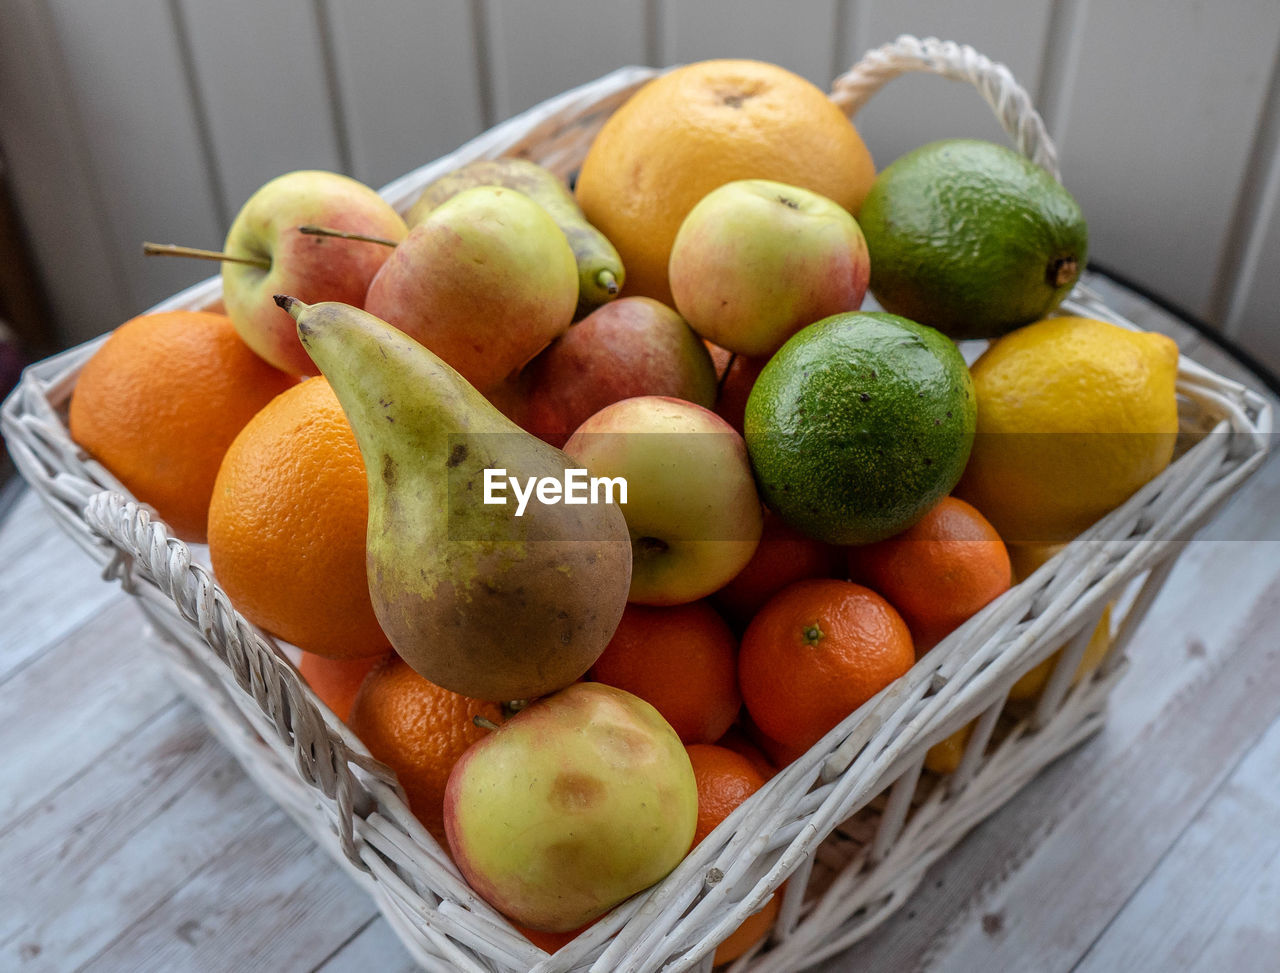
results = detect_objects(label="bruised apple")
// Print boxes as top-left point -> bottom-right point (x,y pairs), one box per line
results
443,683 -> 697,932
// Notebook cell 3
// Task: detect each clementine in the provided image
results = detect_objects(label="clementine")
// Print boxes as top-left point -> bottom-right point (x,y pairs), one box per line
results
68,310 -> 297,542
589,602 -> 740,744
850,496 -> 1012,652
686,743 -> 766,848
685,743 -> 777,965
713,507 -> 840,627
297,649 -> 390,722
739,579 -> 914,753
348,654 -> 503,843
207,377 -> 388,659
714,894 -> 781,966
575,59 -> 876,305
715,725 -> 778,780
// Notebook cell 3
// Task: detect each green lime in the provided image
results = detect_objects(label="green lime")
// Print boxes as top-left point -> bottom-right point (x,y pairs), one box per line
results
859,139 -> 1088,340
744,311 -> 975,544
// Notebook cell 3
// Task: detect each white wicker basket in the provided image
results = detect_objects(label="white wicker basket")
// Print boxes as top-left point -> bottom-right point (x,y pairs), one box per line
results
2,36 -> 1273,973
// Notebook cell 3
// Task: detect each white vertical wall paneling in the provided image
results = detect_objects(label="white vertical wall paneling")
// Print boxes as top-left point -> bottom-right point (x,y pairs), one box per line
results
1222,167 -> 1280,375
0,0 -> 131,345
1214,38 -> 1280,373
176,0 -> 344,219
1054,0 -> 1280,324
42,0 -> 226,320
483,0 -> 651,123
322,0 -> 488,192
840,1 -> 1054,175
1032,0 -> 1089,147
658,0 -> 839,87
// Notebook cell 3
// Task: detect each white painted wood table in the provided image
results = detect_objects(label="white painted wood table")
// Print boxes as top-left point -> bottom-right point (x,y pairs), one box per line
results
1,275 -> 1278,972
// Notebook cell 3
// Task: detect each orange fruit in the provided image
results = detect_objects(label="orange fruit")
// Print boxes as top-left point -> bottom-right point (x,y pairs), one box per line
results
714,894 -> 781,966
713,507 -> 839,627
348,654 -> 502,843
716,725 -> 778,780
207,377 -> 388,659
297,649 -> 390,722
590,602 -> 741,744
575,59 -> 876,305
516,919 -> 594,956
687,743 -> 766,848
850,496 -> 1012,652
68,310 -> 297,542
739,579 -> 914,753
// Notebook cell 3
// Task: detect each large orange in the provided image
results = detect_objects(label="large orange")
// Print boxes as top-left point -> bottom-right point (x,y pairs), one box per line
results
68,310 -> 297,542
207,377 -> 388,659
589,601 -> 741,744
575,59 -> 876,306
739,579 -> 914,753
348,654 -> 503,844
850,496 -> 1012,652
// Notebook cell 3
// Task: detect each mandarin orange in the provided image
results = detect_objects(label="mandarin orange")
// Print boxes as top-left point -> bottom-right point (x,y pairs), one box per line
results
739,579 -> 914,753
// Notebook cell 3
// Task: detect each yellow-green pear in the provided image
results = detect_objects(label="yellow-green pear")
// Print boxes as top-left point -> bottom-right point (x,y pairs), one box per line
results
280,297 -> 632,701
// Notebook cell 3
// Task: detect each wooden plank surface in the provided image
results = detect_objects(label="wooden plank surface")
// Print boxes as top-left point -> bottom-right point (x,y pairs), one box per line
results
1074,715 -> 1280,971
0,274 -> 1277,971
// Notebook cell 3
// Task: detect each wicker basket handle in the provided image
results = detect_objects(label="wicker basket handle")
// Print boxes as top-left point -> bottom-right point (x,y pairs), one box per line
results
829,34 -> 1061,181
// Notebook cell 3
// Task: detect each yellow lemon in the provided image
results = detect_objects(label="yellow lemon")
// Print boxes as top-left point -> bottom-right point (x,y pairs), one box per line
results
1005,542 -> 1113,701
925,722 -> 975,775
956,316 -> 1179,544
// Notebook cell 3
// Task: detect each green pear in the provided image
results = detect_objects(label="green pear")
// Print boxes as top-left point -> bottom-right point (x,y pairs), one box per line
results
281,297 -> 632,702
406,158 -> 625,316
443,683 -> 698,932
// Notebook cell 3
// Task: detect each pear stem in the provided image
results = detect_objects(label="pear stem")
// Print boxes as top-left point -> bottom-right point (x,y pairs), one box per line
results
297,224 -> 399,247
142,242 -> 270,270
596,269 -> 619,296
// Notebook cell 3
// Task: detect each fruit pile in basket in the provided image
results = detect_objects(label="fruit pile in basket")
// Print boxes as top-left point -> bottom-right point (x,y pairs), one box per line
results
66,58 -> 1181,959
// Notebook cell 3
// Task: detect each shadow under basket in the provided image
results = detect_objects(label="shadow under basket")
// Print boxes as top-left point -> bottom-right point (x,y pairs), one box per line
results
2,35 -> 1273,973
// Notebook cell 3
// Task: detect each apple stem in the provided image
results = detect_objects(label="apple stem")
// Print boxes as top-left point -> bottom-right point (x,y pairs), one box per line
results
596,269 -> 619,296
473,715 -> 501,732
297,224 -> 398,247
142,242 -> 270,271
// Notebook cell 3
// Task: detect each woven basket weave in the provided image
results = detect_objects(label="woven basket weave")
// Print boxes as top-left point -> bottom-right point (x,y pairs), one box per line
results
2,36 -> 1273,973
